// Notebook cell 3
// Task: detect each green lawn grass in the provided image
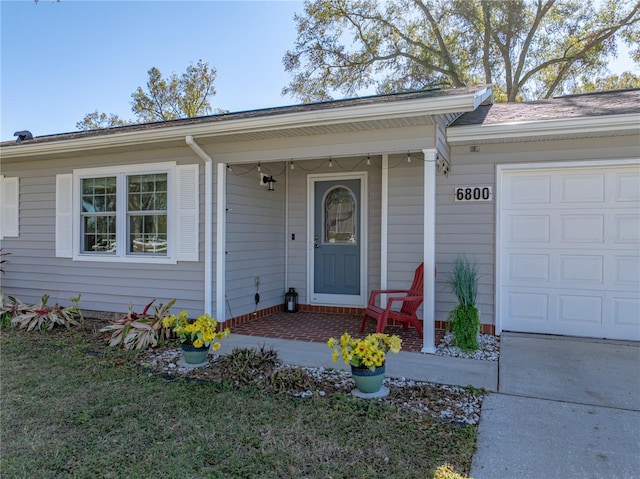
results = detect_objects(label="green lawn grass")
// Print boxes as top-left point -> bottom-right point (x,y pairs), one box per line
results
0,327 -> 474,478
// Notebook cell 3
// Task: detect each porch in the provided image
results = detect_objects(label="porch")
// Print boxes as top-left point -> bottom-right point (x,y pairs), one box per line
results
230,310 -> 426,353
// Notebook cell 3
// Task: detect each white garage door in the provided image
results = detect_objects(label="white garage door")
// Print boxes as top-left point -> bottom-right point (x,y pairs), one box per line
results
499,162 -> 640,341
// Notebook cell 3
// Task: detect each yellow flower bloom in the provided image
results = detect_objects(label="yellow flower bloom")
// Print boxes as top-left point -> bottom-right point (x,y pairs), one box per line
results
327,332 -> 402,368
212,342 -> 221,351
193,338 -> 203,348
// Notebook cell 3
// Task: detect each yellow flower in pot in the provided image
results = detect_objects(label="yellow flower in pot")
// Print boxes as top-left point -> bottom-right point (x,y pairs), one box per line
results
327,332 -> 401,394
163,311 -> 230,364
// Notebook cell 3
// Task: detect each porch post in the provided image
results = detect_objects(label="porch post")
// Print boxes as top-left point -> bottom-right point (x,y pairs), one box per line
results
216,162 -> 227,322
421,149 -> 437,353
380,154 -> 389,292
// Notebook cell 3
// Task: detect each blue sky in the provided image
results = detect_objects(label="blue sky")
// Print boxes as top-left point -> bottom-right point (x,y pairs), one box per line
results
1,0 -> 637,142
1,0 -> 303,141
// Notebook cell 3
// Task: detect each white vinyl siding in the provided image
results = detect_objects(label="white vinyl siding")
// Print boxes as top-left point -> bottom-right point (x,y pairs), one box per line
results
3,147 -> 205,316
224,166 -> 285,317
0,175 -> 19,239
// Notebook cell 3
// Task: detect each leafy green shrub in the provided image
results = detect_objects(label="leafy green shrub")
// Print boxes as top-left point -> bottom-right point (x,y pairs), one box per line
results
446,256 -> 480,352
9,294 -> 83,331
100,299 -> 175,350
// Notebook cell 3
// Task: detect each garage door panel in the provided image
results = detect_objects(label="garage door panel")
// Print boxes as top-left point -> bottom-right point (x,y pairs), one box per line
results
557,294 -> 603,325
560,215 -> 604,243
508,215 -> 550,242
610,295 -> 640,328
508,175 -> 551,204
616,171 -> 640,201
500,163 -> 640,341
561,173 -> 605,203
615,256 -> 640,285
507,253 -> 550,282
507,291 -> 549,322
559,255 -> 603,284
615,214 -> 640,242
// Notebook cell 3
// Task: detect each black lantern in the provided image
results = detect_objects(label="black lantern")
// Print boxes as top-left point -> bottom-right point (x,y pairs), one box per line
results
284,287 -> 298,313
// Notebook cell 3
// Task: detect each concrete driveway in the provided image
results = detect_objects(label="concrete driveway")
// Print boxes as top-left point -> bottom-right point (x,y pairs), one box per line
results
471,333 -> 640,479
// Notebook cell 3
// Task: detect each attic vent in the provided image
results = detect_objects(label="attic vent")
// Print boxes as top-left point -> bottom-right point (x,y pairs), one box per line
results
14,130 -> 33,143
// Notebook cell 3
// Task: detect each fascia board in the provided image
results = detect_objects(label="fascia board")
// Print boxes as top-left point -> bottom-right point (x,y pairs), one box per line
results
1,88 -> 492,159
447,113 -> 640,145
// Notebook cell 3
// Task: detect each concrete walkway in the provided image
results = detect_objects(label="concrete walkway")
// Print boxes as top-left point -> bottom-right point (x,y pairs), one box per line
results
471,333 -> 640,479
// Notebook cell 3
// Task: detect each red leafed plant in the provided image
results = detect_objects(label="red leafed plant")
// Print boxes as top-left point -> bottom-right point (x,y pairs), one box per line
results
7,294 -> 83,331
100,299 -> 175,350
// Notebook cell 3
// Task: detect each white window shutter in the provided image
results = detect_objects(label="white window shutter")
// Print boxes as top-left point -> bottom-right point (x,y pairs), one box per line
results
176,164 -> 199,262
0,176 -> 19,238
55,174 -> 73,258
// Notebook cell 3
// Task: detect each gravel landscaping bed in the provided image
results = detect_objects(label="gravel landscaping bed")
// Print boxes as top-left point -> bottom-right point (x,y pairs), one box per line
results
136,333 -> 499,426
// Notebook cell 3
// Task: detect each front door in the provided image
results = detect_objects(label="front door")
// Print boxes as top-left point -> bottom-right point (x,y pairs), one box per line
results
310,175 -> 365,305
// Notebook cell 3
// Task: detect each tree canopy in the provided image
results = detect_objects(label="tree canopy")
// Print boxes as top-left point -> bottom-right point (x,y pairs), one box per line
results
77,60 -> 224,131
283,0 -> 640,102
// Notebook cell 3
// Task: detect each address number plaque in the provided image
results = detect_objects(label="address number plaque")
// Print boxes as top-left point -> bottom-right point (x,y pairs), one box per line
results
454,186 -> 493,202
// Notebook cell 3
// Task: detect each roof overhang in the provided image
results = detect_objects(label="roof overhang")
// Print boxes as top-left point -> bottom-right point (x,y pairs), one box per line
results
447,112 -> 640,145
1,87 -> 493,161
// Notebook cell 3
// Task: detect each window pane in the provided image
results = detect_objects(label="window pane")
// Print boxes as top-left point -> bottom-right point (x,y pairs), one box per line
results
82,215 -> 116,253
82,177 -> 116,212
128,174 -> 167,212
324,187 -> 357,243
129,214 -> 167,255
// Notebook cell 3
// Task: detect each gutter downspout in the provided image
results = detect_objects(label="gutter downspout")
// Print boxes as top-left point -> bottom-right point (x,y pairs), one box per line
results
185,136 -> 213,316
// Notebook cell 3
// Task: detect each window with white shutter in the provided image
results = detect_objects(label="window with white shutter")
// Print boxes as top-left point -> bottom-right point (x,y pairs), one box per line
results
54,162 -> 199,263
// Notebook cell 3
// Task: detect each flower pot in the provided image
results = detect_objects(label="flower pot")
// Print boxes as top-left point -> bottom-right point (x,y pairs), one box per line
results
180,344 -> 209,364
350,363 -> 385,393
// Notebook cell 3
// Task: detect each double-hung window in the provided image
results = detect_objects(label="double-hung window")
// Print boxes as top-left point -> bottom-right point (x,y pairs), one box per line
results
56,162 -> 198,263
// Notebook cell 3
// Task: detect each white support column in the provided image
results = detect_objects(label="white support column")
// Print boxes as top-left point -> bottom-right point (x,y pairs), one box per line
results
216,162 -> 227,322
380,154 -> 389,292
421,149 -> 437,353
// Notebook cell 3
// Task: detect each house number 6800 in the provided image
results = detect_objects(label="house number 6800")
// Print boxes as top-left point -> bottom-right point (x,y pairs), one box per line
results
454,186 -> 493,202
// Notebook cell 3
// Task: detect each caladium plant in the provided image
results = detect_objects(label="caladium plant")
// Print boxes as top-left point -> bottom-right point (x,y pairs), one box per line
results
100,299 -> 175,350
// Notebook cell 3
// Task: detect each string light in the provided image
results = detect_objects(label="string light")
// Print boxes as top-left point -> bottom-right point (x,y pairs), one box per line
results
407,152 -> 411,163
290,161 -> 294,170
367,154 -> 371,166
329,158 -> 333,168
257,162 -> 261,172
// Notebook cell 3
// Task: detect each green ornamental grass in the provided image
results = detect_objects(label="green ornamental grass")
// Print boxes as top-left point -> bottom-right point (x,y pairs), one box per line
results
446,256 -> 481,352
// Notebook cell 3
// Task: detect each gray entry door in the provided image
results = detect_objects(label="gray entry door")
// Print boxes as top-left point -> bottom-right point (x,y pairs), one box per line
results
314,179 -> 361,295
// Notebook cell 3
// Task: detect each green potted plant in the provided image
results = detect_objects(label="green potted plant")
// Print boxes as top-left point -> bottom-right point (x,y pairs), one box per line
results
163,311 -> 231,364
446,255 -> 480,352
327,332 -> 401,393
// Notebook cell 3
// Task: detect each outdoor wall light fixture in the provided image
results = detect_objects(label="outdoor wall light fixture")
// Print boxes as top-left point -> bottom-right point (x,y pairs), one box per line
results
436,155 -> 451,177
260,173 -> 276,191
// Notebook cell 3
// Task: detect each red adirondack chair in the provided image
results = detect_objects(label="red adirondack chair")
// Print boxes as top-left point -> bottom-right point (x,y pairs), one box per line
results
360,263 -> 425,338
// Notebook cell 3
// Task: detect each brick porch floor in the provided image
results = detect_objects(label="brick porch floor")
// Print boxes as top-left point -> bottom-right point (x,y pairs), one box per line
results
230,311 -> 425,353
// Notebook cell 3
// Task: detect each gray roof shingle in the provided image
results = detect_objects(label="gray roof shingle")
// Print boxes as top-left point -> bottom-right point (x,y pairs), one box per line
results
452,89 -> 640,127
